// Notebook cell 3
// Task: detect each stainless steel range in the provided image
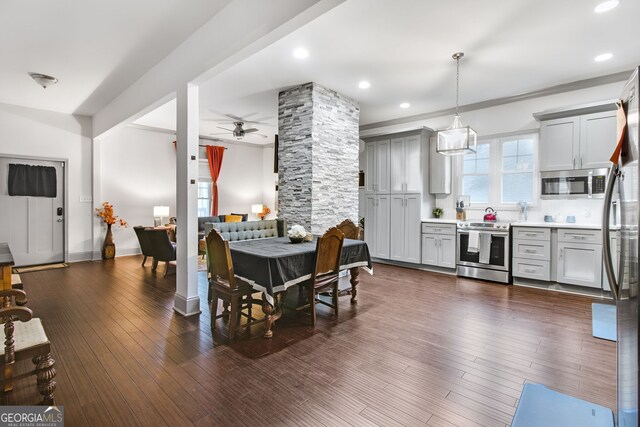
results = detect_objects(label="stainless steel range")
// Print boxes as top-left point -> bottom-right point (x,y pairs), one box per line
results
457,221 -> 511,284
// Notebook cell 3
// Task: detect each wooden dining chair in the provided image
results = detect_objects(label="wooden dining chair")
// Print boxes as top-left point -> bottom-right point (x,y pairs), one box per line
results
300,227 -> 345,326
1,289 -> 56,405
205,229 -> 259,339
336,218 -> 360,240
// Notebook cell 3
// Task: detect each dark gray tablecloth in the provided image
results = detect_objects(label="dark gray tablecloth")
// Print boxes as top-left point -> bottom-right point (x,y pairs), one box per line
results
229,237 -> 372,305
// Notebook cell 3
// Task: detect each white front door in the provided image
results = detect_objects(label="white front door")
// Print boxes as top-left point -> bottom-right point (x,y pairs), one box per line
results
0,157 -> 65,266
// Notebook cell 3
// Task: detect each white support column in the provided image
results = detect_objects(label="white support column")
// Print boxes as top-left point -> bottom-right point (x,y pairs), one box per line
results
174,83 -> 201,316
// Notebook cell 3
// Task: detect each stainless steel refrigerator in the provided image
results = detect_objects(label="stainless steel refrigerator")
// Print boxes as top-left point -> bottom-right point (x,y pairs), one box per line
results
603,66 -> 640,427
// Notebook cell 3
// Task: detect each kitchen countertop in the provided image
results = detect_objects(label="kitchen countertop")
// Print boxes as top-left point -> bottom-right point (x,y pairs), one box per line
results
511,221 -> 608,230
421,219 -> 458,224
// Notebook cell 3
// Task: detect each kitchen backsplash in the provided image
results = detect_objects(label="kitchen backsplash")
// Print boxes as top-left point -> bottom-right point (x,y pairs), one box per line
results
434,193 -> 613,225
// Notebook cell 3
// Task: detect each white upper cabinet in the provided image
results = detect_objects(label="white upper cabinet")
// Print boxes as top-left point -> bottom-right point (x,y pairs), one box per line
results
429,135 -> 451,194
539,117 -> 579,172
580,111 -> 618,169
364,140 -> 390,194
390,135 -> 422,194
537,103 -> 617,172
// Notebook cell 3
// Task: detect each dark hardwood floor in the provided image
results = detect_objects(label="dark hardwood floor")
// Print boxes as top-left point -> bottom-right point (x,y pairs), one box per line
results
5,256 -> 615,426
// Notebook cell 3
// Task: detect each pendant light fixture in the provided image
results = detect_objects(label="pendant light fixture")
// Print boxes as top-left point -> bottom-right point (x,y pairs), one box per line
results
436,52 -> 477,155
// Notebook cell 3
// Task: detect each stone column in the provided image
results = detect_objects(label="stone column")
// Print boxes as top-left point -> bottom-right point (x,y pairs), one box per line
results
278,83 -> 359,235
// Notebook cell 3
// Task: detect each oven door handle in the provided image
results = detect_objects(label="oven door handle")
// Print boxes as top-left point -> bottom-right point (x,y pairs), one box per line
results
457,231 -> 509,237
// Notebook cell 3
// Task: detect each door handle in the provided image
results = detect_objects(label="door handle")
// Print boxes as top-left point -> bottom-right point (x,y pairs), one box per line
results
580,156 -> 584,169
57,218 -> 63,223
573,157 -> 576,169
603,164 -> 620,300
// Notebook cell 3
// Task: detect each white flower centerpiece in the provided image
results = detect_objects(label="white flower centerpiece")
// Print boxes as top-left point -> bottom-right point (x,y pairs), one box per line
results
288,224 -> 307,244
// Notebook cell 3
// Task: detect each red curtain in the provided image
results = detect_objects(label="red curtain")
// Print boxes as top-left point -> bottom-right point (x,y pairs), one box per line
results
206,146 -> 225,216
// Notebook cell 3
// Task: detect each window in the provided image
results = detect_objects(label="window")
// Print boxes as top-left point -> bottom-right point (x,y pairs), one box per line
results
197,181 -> 212,217
458,133 -> 537,207
461,143 -> 490,203
501,138 -> 534,204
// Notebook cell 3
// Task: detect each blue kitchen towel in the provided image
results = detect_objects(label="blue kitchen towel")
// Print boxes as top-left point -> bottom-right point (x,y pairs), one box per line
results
592,303 -> 617,341
512,383 -> 614,427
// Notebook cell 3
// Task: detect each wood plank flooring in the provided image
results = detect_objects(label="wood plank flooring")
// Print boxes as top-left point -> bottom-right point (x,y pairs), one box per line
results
4,256 -> 615,426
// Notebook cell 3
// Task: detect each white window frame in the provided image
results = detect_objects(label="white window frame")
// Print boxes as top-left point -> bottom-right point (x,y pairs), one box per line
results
197,181 -> 212,217
455,132 -> 539,210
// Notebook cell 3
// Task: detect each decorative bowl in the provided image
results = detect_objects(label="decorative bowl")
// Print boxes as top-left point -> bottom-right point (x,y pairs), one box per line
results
289,236 -> 305,244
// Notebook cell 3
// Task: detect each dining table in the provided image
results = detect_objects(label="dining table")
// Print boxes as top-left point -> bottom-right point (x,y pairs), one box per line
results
229,236 -> 372,338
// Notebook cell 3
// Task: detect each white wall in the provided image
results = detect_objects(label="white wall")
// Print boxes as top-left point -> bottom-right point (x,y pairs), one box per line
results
0,103 -> 94,261
361,81 -> 627,225
98,126 -> 177,255
98,127 -> 272,254
199,140 -> 269,219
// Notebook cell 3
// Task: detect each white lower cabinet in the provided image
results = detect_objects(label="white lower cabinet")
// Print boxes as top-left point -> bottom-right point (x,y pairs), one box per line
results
390,194 -> 421,263
364,195 -> 390,259
556,241 -> 603,288
421,223 -> 456,269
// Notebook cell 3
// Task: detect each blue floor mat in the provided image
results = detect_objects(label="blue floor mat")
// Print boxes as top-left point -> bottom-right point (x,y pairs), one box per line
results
512,383 -> 614,427
592,303 -> 617,341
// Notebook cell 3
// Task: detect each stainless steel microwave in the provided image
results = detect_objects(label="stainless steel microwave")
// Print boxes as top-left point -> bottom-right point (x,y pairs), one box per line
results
540,168 -> 608,199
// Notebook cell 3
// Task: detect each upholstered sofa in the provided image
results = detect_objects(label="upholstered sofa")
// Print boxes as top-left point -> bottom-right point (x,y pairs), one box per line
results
197,214 -> 248,239
203,219 -> 286,242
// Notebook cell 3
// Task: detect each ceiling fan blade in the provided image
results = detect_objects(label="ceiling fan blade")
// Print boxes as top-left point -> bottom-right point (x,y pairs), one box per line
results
217,126 -> 234,132
254,133 -> 269,138
225,113 -> 244,122
244,128 -> 259,133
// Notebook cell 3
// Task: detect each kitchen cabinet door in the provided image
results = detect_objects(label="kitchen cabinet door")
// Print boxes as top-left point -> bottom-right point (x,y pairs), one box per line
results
404,194 -> 422,264
438,235 -> 457,268
421,234 -> 438,266
556,242 -> 603,288
375,140 -> 391,193
539,117 -> 580,171
390,138 -> 404,194
389,195 -> 406,261
580,111 -> 617,170
364,142 -> 376,194
429,135 -> 451,194
404,135 -> 422,193
374,195 -> 391,259
364,195 -> 377,254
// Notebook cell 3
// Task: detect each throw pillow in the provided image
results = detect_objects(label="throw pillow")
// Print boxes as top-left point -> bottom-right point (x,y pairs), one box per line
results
231,213 -> 248,221
225,214 -> 243,223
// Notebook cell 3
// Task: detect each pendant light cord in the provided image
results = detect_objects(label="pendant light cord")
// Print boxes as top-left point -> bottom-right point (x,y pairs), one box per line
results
455,55 -> 460,116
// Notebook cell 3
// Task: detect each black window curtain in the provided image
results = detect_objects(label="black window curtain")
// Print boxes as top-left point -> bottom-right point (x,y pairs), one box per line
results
8,164 -> 57,197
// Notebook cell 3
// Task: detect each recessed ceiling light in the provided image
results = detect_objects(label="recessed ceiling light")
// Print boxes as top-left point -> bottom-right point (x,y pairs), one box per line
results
594,52 -> 613,62
594,0 -> 620,13
358,81 -> 371,89
293,48 -> 309,59
400,102 -> 410,109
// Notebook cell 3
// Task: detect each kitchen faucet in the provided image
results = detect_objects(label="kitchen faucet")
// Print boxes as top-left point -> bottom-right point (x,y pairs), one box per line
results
518,201 -> 529,222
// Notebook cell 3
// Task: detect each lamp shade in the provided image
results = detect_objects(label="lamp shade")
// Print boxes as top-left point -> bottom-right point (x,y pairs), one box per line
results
153,206 -> 170,217
252,204 -> 263,214
436,115 -> 477,155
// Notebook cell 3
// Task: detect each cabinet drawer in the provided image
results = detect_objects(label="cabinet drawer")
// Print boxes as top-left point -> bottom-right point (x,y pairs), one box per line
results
513,239 -> 550,261
513,259 -> 551,281
513,227 -> 550,241
421,223 -> 456,235
558,228 -> 602,244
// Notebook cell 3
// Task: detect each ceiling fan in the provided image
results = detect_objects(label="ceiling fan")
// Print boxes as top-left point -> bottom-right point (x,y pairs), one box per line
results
210,121 -> 268,140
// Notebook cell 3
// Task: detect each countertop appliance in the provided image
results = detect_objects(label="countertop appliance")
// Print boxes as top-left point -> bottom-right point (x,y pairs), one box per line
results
540,168 -> 608,199
483,207 -> 497,222
602,66 -> 639,427
457,221 -> 510,283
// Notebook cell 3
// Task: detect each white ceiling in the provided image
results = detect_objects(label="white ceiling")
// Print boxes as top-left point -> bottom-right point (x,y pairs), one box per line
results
6,0 -> 638,137
0,0 -> 230,116
138,0 -> 638,140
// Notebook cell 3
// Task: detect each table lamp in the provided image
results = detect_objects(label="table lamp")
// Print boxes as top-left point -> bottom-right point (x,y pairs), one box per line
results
252,204 -> 263,220
153,205 -> 170,226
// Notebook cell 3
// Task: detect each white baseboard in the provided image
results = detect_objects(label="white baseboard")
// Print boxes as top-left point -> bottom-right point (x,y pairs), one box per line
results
67,251 -> 93,263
